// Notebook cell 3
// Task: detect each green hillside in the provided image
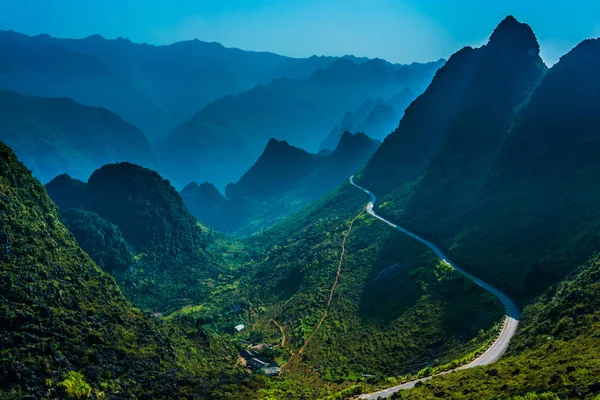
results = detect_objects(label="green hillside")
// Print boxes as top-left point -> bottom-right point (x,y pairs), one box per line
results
359,20 -> 600,304
0,141 -> 260,399
46,163 -> 229,313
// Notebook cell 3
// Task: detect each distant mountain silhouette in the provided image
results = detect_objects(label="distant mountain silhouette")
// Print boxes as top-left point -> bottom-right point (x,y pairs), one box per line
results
0,90 -> 153,183
181,132 -> 380,236
319,87 -> 417,151
158,58 -> 443,188
0,30 -> 346,138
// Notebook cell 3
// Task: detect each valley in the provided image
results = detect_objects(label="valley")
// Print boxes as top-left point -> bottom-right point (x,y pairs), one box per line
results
2,7 -> 600,400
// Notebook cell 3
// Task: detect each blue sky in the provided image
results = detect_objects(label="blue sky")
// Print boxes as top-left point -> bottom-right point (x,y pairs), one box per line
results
1,0 -> 600,65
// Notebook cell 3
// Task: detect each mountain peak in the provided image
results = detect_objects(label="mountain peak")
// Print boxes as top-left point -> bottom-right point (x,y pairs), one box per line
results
264,137 -> 292,153
332,131 -> 380,159
488,15 -> 540,56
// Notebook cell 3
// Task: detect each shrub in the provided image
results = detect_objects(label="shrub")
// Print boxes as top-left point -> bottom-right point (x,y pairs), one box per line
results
58,371 -> 92,399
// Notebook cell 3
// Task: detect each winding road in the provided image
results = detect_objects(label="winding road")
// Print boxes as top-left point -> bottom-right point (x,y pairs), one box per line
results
349,176 -> 520,400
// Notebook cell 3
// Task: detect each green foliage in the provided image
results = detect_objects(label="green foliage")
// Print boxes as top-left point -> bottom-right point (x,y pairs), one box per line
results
58,371 -> 92,399
46,164 -> 232,313
60,208 -> 134,273
380,255 -> 600,400
0,142 -> 261,398
213,184 -> 504,383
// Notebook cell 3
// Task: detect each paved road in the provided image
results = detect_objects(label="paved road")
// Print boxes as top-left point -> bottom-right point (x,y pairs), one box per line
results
349,176 -> 520,400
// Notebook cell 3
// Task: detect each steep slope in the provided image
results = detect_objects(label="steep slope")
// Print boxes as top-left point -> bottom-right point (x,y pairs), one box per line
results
225,138 -> 320,202
60,208 -> 135,273
203,183 -> 505,382
0,30 -> 343,138
358,46 -> 484,193
0,90 -> 153,183
182,132 -> 380,236
360,20 -> 600,303
84,163 -> 203,258
382,256 -> 600,400
157,58 -> 444,187
0,141 -> 258,399
45,163 -> 227,312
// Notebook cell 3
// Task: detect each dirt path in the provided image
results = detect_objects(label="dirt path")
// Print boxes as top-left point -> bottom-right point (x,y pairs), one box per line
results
279,207 -> 365,374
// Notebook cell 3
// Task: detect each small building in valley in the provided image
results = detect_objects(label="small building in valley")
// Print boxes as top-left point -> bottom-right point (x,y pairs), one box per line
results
239,349 -> 280,376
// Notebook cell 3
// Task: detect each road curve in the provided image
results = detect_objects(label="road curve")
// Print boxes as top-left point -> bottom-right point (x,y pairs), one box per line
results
349,176 -> 520,400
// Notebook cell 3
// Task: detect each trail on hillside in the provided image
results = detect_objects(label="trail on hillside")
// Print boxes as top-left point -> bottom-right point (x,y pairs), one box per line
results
298,207 -> 365,355
268,319 -> 287,347
279,207 -> 365,374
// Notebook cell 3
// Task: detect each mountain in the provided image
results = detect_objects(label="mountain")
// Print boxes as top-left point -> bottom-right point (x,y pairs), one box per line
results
319,87 -> 417,151
44,173 -> 87,210
388,255 -> 600,400
0,141 -> 259,398
357,15 -> 600,303
181,132 -> 380,236
0,30 -> 348,138
45,163 -> 227,312
60,208 -> 135,273
157,58 -> 444,188
0,90 -> 153,183
195,15 -> 600,394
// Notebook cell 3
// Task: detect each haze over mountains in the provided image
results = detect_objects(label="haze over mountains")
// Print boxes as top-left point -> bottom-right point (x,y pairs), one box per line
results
157,57 -> 443,187
181,131 -> 380,236
3,13 -> 600,400
0,29 -> 341,138
0,29 -> 443,187
0,89 -> 154,182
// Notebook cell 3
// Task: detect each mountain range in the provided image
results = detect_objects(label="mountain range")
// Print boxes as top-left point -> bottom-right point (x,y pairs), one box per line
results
156,57 -> 443,188
181,131 -> 380,236
0,30 -> 349,138
3,14 -> 600,400
319,87 -> 417,151
0,89 -> 154,183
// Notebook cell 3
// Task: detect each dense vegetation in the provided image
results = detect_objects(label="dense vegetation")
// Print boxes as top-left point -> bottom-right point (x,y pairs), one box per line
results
45,163 -> 229,313
0,141 -> 261,399
382,256 -> 600,400
184,183 -> 504,385
4,14 -> 600,400
156,57 -> 443,187
359,18 -> 600,305
0,90 -> 153,183
60,208 -> 135,273
182,132 -> 380,236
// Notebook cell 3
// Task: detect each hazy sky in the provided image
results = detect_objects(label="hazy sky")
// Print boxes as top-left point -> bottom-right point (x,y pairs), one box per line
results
2,0 -> 600,65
